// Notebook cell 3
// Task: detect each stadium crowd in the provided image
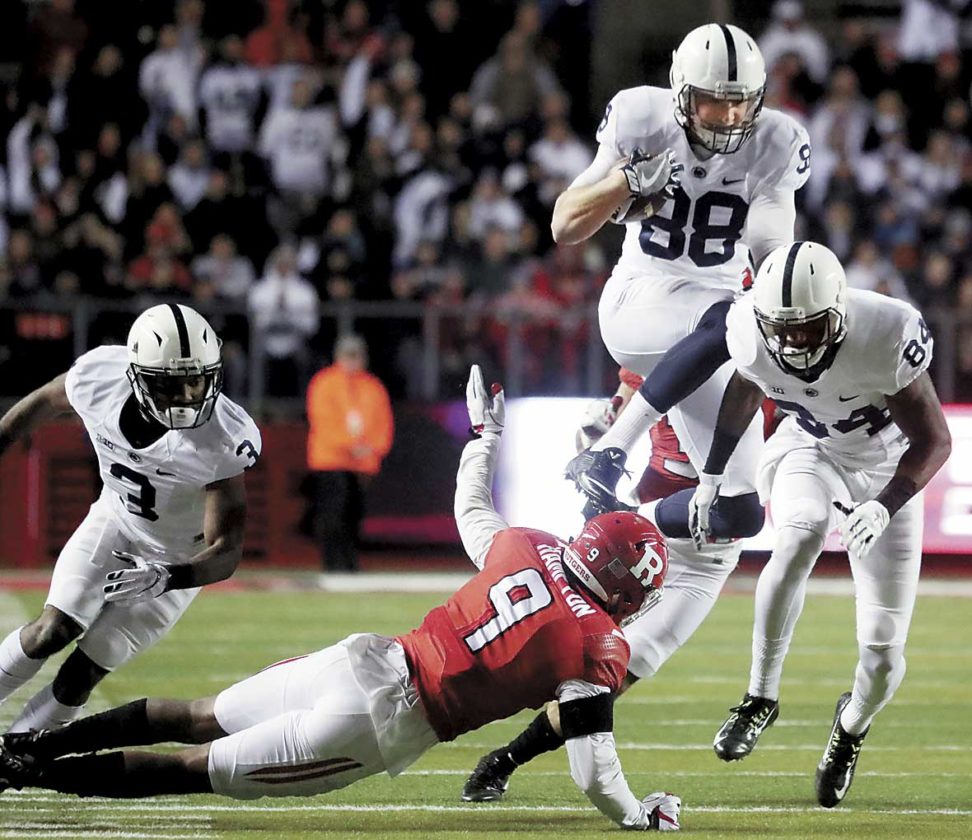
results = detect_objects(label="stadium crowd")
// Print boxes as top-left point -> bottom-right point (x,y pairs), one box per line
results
0,0 -> 970,399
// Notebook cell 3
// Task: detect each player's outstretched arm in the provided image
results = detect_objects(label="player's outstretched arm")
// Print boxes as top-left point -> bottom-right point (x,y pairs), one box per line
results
103,475 -> 248,601
876,372 -> 951,516
551,146 -> 630,245
836,372 -> 950,560
174,474 -> 248,589
0,373 -> 74,458
688,371 -> 766,546
455,365 -> 509,570
559,682 -> 681,831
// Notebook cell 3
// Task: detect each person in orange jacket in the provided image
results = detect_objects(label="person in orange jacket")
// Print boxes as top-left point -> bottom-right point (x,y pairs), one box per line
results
306,334 -> 394,571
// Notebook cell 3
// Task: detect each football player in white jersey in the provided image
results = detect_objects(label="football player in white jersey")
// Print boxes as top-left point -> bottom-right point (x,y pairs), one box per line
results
689,242 -> 950,806
463,23 -> 810,801
0,304 -> 261,734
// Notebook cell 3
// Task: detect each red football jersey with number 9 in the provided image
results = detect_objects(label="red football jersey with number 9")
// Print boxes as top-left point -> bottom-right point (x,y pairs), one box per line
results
397,527 -> 630,742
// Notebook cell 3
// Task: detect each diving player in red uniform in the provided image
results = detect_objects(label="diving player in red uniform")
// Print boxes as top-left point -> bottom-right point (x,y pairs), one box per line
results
0,367 -> 682,832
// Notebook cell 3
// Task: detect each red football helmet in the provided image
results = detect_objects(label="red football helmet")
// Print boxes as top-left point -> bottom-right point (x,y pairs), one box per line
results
563,511 -> 668,627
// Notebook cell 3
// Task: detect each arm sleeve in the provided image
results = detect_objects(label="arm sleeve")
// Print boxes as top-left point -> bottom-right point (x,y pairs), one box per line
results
213,410 -> 263,482
558,680 -> 651,831
745,188 -> 796,268
454,433 -> 508,570
889,307 -> 933,394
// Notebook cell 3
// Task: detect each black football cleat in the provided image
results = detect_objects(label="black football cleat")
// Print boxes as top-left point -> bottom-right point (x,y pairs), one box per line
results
0,736 -> 40,793
565,447 -> 631,516
815,692 -> 868,808
461,751 -> 512,802
713,693 -> 780,761
2,729 -> 49,760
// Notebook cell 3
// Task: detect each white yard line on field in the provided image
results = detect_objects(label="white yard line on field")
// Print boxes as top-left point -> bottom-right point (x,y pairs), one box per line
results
2,800 -> 970,818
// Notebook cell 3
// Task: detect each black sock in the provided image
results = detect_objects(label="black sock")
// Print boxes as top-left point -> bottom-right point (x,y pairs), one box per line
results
39,751 -> 210,797
31,700 -> 152,759
491,711 -> 565,775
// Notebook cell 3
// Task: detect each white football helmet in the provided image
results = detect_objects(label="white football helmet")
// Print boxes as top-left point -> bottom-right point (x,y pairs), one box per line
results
126,304 -> 223,429
670,23 -> 766,154
753,241 -> 847,373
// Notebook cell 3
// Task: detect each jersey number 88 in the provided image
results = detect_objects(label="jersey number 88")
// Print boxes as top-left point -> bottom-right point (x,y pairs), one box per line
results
639,188 -> 748,268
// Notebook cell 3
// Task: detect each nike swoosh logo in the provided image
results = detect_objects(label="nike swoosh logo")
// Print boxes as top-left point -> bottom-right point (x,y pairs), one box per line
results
834,773 -> 852,799
722,177 -> 745,185
838,395 -> 859,402
155,468 -> 176,476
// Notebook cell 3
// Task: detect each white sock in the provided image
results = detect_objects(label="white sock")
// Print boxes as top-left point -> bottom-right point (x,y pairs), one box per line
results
591,391 -> 661,453
0,626 -> 44,703
8,683 -> 85,733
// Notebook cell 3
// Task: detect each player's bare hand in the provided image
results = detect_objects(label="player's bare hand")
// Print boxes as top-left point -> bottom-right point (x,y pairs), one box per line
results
104,550 -> 172,602
834,500 -> 889,559
689,472 -> 722,549
466,365 -> 504,436
642,791 -> 681,830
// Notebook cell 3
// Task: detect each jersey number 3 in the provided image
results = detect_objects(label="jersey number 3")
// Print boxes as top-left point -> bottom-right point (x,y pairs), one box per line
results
463,569 -> 552,653
109,463 -> 159,521
639,188 -> 748,267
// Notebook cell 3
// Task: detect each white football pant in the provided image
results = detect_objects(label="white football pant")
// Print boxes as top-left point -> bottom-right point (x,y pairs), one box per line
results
748,423 -> 921,734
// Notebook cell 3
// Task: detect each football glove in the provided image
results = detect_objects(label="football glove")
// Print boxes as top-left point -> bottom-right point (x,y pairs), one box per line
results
575,396 -> 624,452
643,791 -> 682,831
466,364 -> 505,436
613,148 -> 683,224
834,500 -> 890,560
104,551 -> 172,602
689,472 -> 723,550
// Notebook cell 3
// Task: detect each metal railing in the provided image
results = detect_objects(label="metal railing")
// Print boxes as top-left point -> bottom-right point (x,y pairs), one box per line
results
0,296 -> 968,411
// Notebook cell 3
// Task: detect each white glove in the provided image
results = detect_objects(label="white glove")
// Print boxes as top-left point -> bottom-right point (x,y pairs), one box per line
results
620,148 -> 682,198
643,791 -> 682,831
575,396 -> 623,452
466,364 -> 505,436
689,472 -> 722,550
104,551 -> 172,602
835,500 -> 890,560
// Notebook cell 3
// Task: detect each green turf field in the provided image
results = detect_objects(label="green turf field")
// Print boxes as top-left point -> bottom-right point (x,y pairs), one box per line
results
0,583 -> 969,838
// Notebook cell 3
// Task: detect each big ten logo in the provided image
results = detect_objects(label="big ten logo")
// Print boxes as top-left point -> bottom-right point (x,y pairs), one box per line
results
941,415 -> 972,538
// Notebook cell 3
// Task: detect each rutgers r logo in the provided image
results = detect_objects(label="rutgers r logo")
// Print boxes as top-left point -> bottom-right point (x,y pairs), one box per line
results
629,547 -> 664,588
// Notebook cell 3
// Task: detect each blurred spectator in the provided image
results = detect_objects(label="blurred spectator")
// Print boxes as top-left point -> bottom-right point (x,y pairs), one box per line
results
6,229 -> 43,296
412,0 -> 479,122
465,225 -> 519,301
138,24 -> 204,137
258,75 -> 337,235
306,334 -> 393,572
468,32 -> 560,132
168,139 -> 212,211
528,116 -> 590,207
247,244 -> 319,397
6,103 -> 61,216
66,44 -> 146,149
198,35 -> 266,157
759,1 -> 830,85
844,240 -> 914,304
59,213 -> 124,297
28,0 -> 89,80
245,0 -> 313,69
392,165 -> 452,267
914,251 -> 955,310
190,233 -> 256,302
467,170 -> 523,242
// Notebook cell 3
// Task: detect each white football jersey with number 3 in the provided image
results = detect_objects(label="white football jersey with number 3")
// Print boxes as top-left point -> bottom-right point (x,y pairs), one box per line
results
726,289 -> 933,469
65,345 -> 262,555
590,86 -> 810,288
